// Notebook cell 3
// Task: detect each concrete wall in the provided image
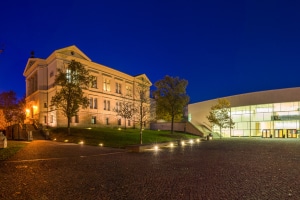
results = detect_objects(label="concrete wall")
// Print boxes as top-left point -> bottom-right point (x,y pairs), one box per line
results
150,122 -> 204,137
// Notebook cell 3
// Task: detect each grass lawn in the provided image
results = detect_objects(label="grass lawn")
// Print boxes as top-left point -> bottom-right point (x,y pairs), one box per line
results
49,127 -> 200,148
0,128 -> 200,161
0,141 -> 29,161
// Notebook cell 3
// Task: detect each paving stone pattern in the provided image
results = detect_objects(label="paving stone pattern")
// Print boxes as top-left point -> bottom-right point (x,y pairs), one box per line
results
1,138 -> 300,200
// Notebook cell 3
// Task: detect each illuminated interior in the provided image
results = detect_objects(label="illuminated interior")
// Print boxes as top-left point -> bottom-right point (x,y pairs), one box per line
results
212,101 -> 300,138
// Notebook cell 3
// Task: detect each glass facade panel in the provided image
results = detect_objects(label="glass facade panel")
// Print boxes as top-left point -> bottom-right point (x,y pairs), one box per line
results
212,101 -> 300,138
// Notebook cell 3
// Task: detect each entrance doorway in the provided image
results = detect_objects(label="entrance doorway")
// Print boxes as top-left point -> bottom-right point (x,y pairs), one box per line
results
287,129 -> 297,138
262,129 -> 271,138
274,129 -> 283,138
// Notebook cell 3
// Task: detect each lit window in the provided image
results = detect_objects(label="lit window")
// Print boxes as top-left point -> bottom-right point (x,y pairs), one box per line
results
116,83 -> 122,94
91,116 -> 96,124
66,69 -> 71,82
91,76 -> 97,88
103,79 -> 111,92
126,85 -> 132,96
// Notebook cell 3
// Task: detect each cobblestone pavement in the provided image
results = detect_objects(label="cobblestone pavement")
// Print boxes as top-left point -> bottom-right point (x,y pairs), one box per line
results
1,138 -> 300,200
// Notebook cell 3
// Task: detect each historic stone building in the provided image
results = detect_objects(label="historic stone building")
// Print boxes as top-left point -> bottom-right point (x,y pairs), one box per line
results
23,45 -> 152,129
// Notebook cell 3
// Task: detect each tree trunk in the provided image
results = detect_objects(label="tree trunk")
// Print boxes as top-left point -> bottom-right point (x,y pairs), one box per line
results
219,126 -> 222,139
125,118 -> 127,130
68,117 -> 71,135
171,115 -> 174,134
140,105 -> 143,144
140,130 -> 142,144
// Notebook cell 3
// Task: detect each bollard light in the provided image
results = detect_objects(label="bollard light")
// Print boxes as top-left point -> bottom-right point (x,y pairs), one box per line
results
79,141 -> 84,145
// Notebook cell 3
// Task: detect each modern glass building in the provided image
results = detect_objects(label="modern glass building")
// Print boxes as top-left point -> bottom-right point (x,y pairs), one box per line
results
188,87 -> 300,138
216,102 -> 299,138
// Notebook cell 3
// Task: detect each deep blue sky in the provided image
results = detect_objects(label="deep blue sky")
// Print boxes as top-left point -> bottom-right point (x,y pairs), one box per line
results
1,0 -> 300,103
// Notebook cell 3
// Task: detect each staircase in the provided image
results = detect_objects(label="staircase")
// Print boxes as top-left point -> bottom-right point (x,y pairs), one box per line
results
25,124 -> 47,140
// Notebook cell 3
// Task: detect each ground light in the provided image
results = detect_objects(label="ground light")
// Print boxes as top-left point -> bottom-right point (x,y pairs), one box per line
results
154,145 -> 159,151
78,141 -> 84,145
196,138 -> 200,142
189,139 -> 194,144
181,141 -> 185,146
169,142 -> 174,147
64,140 -> 68,143
99,143 -> 103,147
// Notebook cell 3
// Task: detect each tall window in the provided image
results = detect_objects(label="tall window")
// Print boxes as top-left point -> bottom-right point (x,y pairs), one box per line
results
106,117 -> 109,125
94,98 -> 98,109
116,83 -> 122,94
91,116 -> 96,124
66,69 -> 71,82
104,100 -> 110,111
118,118 -> 121,125
126,85 -> 132,96
44,116 -> 47,124
50,115 -> 53,123
91,76 -> 97,88
103,78 -> 111,92
90,98 -> 93,109
115,102 -> 121,112
107,100 -> 110,111
75,115 -> 79,123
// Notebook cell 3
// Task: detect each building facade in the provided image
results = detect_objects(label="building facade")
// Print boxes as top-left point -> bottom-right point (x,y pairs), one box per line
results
23,45 -> 152,128
188,87 -> 300,138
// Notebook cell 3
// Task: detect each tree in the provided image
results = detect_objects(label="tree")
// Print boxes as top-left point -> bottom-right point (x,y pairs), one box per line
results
153,75 -> 190,134
135,77 -> 151,144
0,91 -> 25,127
0,90 -> 18,126
51,60 -> 92,135
0,109 -> 6,129
113,96 -> 137,130
207,98 -> 235,138
16,96 -> 26,124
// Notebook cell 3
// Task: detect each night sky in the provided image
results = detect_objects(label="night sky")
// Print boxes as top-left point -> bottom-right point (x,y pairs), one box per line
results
1,0 -> 300,103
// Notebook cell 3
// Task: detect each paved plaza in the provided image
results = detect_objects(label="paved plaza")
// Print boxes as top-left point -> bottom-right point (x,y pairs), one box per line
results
1,138 -> 300,200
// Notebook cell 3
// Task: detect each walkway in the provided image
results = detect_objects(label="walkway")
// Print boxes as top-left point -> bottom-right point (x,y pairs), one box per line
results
1,138 -> 300,199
